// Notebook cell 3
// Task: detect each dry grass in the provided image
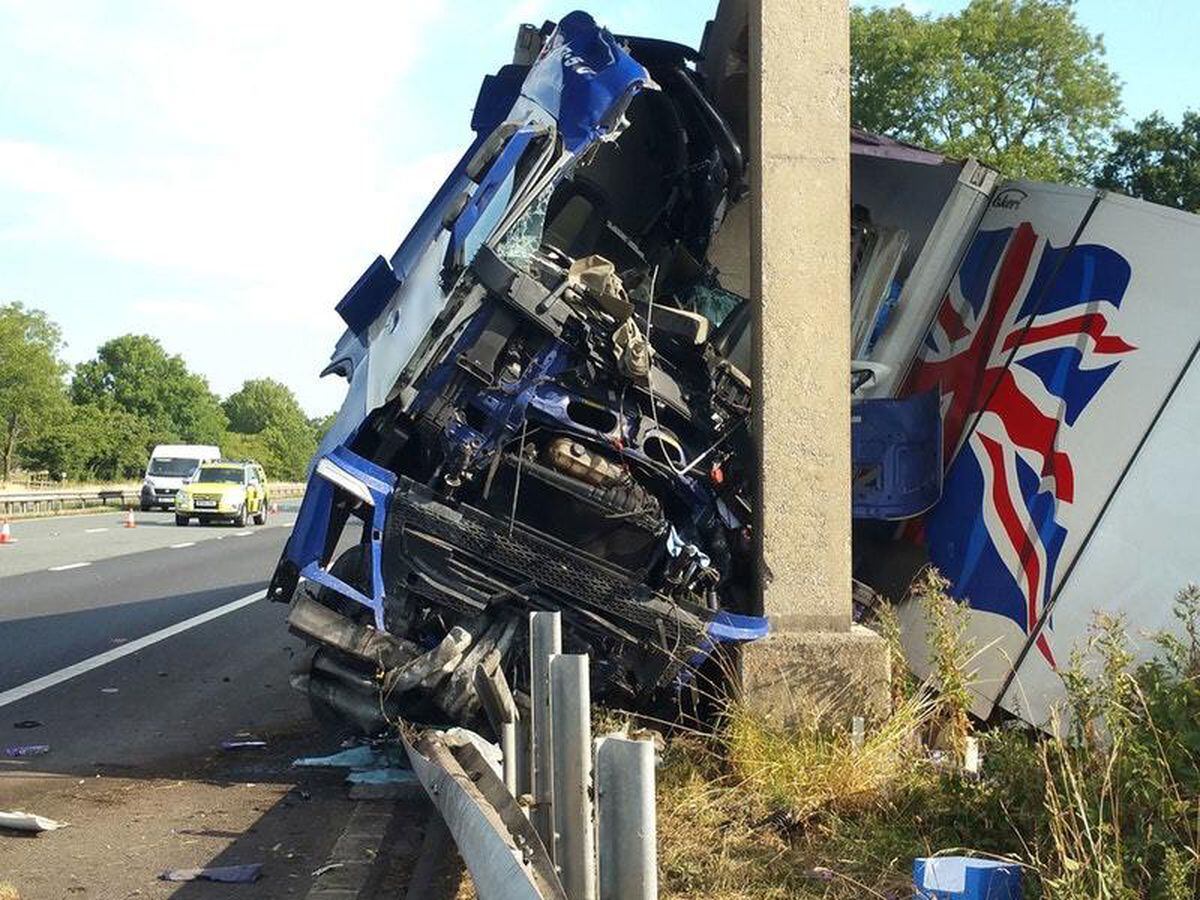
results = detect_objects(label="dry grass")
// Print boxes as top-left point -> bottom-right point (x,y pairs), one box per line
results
723,689 -> 940,825
0,883 -> 20,900
656,572 -> 1019,899
656,710 -> 943,899
439,576 -> 1200,899
658,585 -> 1200,900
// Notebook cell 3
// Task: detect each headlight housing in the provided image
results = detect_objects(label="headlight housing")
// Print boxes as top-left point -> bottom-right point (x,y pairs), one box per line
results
176,491 -> 192,508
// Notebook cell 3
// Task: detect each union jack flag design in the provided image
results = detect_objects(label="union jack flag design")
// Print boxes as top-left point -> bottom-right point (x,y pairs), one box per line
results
906,223 -> 1134,667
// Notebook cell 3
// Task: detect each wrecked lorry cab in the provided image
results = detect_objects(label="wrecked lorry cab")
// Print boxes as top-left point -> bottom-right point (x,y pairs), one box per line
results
270,12 -> 769,727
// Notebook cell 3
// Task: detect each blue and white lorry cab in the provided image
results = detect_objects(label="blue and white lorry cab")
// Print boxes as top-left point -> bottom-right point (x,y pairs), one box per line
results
270,11 -> 771,728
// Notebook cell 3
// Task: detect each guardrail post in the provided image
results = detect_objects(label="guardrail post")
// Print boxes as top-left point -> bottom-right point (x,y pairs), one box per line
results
517,710 -> 532,814
500,720 -> 518,796
596,736 -> 657,900
551,654 -> 595,900
529,610 -> 561,858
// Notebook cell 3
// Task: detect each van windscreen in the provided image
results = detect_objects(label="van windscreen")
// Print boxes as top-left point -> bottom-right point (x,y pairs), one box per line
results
148,458 -> 200,477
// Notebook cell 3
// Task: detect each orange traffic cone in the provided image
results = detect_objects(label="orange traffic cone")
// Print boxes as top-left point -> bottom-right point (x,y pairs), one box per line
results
124,509 -> 137,529
0,519 -> 13,544
269,501 -> 279,515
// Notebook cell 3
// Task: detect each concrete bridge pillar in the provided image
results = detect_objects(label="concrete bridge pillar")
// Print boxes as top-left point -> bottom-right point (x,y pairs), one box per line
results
738,0 -> 890,723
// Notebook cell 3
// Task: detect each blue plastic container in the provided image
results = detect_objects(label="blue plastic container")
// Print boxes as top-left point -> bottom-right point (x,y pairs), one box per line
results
912,856 -> 1022,899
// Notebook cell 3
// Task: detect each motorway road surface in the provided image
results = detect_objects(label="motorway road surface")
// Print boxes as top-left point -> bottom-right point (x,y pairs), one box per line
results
0,504 -> 379,899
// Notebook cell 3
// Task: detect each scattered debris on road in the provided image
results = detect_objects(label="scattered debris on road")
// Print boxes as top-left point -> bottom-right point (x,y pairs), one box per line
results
292,743 -> 404,770
345,767 -> 417,786
158,863 -> 263,883
292,740 -> 419,799
3,745 -> 49,758
0,811 -> 67,833
219,738 -> 267,751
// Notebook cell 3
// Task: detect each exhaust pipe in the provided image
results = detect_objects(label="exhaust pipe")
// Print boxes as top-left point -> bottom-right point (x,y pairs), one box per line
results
291,648 -> 393,734
287,593 -> 420,668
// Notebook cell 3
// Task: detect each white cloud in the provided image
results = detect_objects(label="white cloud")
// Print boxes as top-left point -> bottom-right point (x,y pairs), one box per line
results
0,0 -> 461,414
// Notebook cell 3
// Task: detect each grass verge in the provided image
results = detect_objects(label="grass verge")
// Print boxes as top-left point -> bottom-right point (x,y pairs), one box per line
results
657,576 -> 1200,899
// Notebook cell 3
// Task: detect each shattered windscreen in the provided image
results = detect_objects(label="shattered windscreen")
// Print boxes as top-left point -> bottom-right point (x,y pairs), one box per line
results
494,183 -> 552,271
685,283 -> 742,328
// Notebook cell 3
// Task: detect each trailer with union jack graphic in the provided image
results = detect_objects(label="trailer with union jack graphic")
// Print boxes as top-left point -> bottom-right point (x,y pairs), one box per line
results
848,145 -> 1200,729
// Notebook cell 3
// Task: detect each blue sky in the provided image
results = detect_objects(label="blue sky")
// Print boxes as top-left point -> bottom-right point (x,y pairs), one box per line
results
0,1 -> 1195,415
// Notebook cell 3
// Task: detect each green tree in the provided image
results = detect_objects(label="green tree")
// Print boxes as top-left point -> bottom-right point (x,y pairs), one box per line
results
1098,111 -> 1200,212
222,378 -> 316,480
23,401 -> 158,482
72,334 -> 226,443
223,378 -> 307,434
309,411 -> 337,442
851,0 -> 1123,181
0,303 -> 68,480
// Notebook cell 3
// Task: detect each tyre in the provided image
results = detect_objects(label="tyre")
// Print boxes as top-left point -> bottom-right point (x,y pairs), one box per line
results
252,500 -> 267,526
316,545 -> 372,617
175,515 -> 188,526
233,504 -> 247,528
140,503 -> 152,512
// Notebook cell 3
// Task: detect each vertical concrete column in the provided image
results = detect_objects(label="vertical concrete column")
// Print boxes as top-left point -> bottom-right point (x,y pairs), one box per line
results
750,0 -> 851,631
741,0 -> 890,723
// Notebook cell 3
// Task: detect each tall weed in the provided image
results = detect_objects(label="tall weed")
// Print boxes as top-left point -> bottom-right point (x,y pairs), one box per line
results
1037,589 -> 1200,898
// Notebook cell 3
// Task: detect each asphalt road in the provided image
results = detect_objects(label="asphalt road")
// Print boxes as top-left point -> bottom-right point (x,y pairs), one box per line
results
0,501 -> 380,899
0,507 -> 294,579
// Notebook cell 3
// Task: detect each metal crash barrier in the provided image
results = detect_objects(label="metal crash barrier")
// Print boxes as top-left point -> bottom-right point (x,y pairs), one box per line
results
404,610 -> 659,900
0,483 -> 305,518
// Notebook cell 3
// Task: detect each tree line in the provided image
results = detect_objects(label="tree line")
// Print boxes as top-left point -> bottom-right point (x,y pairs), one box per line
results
4,0 -> 1197,488
852,0 -> 1200,209
0,304 -> 331,483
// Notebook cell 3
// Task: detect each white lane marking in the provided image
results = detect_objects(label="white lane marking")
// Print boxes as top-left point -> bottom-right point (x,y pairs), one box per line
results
169,542 -> 196,549
0,589 -> 267,709
47,562 -> 91,572
84,527 -> 109,534
232,530 -> 253,537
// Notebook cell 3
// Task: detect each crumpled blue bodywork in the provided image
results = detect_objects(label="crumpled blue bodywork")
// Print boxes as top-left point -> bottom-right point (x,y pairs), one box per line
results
277,11 -> 766,668
519,10 -> 656,152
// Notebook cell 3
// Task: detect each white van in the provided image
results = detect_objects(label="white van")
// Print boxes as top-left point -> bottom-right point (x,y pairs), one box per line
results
140,444 -> 221,511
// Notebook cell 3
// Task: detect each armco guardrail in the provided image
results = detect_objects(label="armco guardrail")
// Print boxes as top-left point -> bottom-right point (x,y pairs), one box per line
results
0,483 -> 305,519
404,610 -> 658,900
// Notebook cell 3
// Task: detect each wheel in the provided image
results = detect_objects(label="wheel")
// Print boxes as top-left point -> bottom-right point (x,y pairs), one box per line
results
140,503 -> 152,512
175,515 -> 188,526
252,499 -> 267,525
233,504 -> 247,528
